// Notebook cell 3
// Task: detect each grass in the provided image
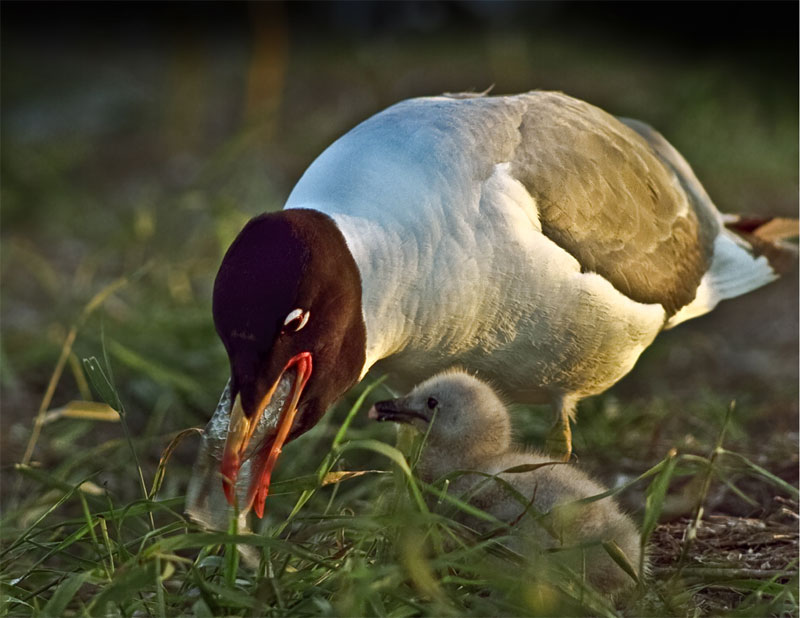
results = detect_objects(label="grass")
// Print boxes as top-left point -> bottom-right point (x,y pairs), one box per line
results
2,7 -> 798,617
1,317 -> 797,616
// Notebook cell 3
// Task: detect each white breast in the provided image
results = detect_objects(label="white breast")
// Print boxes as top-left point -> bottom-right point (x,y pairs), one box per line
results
281,90 -> 786,405
286,130 -> 666,402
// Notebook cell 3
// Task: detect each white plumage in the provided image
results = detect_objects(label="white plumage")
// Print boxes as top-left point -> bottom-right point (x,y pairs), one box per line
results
284,91 -> 783,415
200,91 -> 794,520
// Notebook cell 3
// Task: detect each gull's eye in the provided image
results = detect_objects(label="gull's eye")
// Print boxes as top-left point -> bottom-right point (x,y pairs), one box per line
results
283,308 -> 309,332
427,397 -> 438,410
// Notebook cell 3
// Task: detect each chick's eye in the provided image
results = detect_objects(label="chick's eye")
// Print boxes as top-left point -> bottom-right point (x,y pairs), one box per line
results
427,397 -> 438,410
283,308 -> 310,333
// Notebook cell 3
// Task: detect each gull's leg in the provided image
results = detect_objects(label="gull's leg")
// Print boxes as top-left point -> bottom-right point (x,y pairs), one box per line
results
545,394 -> 577,461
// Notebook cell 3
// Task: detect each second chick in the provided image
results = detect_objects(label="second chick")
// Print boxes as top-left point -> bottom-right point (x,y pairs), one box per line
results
369,369 -> 643,599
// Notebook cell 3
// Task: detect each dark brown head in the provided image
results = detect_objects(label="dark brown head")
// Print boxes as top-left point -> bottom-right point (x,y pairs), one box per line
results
212,208 -> 366,515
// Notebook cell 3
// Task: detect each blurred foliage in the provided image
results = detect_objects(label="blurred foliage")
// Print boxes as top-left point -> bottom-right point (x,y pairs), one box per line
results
2,0 -> 796,464
0,2 -> 797,615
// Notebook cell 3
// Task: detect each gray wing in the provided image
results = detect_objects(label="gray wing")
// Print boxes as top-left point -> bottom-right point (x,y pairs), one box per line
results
617,116 -> 722,237
507,92 -> 718,315
295,90 -> 719,316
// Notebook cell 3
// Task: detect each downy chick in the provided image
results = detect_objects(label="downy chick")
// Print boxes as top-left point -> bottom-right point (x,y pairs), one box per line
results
369,369 -> 643,599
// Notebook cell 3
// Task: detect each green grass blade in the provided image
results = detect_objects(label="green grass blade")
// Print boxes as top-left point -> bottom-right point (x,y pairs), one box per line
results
86,559 -> 158,617
641,448 -> 678,574
338,439 -> 427,513
275,377 -> 388,536
82,356 -> 122,412
332,376 -> 387,451
42,572 -> 91,617
77,492 -> 112,581
19,276 -> 129,469
195,580 -> 256,610
149,427 -> 203,499
84,348 -> 154,531
107,339 -> 202,394
602,540 -> 639,584
2,466 -> 99,556
224,512 -> 240,586
719,449 -> 800,499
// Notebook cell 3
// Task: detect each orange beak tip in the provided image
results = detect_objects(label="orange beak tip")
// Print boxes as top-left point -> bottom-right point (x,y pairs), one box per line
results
220,454 -> 242,504
249,469 -> 273,519
221,477 -> 235,504
220,392 -> 253,506
253,498 -> 265,519
223,352 -> 312,520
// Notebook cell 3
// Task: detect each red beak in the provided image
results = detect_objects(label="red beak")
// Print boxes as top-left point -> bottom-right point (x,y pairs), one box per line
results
220,352 -> 313,517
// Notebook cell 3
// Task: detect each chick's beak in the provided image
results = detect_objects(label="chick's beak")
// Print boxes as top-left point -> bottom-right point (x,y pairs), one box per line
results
368,399 -> 430,424
220,352 -> 313,517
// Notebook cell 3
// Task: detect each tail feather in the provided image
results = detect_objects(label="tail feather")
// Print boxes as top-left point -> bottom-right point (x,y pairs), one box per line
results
618,116 -> 796,327
723,214 -> 799,275
665,227 -> 794,329
722,214 -> 799,241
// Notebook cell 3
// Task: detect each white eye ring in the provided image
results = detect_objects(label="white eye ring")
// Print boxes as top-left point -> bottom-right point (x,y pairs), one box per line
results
283,308 -> 309,332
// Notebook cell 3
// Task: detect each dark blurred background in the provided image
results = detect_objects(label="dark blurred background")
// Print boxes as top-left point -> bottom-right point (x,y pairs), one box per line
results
1,1 -> 797,506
